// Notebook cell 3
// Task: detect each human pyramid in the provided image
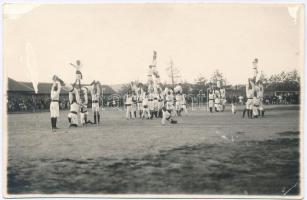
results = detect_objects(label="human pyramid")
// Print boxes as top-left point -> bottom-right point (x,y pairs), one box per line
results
124,51 -> 188,125
48,55 -> 264,131
49,60 -> 103,131
207,75 -> 227,113
242,58 -> 265,119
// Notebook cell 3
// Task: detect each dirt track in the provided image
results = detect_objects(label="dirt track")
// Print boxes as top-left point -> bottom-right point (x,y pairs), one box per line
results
6,105 -> 300,195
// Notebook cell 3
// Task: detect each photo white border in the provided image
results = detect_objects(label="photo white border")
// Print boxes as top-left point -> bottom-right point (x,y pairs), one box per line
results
1,1 -> 305,199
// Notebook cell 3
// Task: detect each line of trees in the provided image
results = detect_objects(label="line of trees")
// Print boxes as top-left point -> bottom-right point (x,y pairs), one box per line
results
119,68 -> 300,96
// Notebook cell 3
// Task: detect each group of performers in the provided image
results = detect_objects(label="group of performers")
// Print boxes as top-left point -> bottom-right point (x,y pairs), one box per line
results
50,60 -> 103,131
242,58 -> 265,119
207,58 -> 265,118
125,51 -> 187,125
207,78 -> 226,113
125,82 -> 188,124
49,55 -> 266,131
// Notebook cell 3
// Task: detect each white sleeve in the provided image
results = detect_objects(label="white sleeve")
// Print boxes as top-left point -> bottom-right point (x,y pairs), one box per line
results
56,83 -> 61,95
50,83 -> 55,93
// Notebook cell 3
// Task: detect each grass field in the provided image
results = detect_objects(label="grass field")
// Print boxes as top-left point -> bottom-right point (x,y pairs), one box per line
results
6,105 -> 301,196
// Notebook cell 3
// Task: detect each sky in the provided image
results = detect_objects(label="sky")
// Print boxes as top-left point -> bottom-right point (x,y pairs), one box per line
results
3,3 -> 304,85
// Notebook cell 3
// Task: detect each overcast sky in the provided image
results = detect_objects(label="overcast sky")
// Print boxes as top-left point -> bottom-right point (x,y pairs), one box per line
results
4,3 -> 304,85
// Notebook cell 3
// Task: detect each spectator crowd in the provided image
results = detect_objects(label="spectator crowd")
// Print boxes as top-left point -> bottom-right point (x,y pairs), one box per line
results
7,94 -> 70,112
7,92 -> 300,113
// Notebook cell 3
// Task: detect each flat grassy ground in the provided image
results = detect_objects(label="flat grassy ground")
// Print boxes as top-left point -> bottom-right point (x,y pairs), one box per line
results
6,105 -> 300,196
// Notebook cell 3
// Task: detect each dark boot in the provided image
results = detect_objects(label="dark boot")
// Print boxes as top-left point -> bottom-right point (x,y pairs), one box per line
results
134,111 -> 137,118
97,112 -> 100,124
54,117 -> 58,129
249,110 -> 253,119
68,117 -> 71,123
262,110 -> 265,117
258,110 -> 261,117
170,119 -> 178,124
51,118 -> 54,129
210,107 -> 212,113
243,109 -> 246,118
94,112 -> 97,124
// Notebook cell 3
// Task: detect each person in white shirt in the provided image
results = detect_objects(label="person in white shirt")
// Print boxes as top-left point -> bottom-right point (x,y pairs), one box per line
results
137,86 -> 144,118
68,92 -> 79,127
53,75 -> 80,106
214,89 -> 221,112
80,87 -> 94,125
208,89 -> 215,113
243,79 -> 255,119
152,91 -> 159,118
161,106 -> 178,125
125,92 -> 133,119
181,94 -> 188,115
69,60 -> 83,89
239,95 -> 244,105
50,78 -> 61,131
175,92 -> 183,116
231,102 -> 236,115
157,88 -> 164,118
142,92 -> 151,119
148,88 -> 155,119
256,80 -> 265,117
220,88 -> 226,111
166,90 -> 174,113
132,91 -> 138,118
252,92 -> 260,118
90,81 -> 101,124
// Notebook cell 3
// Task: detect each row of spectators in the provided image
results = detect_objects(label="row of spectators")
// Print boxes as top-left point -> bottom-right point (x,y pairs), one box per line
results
7,93 -> 118,112
7,94 -> 70,112
7,92 -> 300,113
227,94 -> 300,105
191,93 -> 300,105
264,94 -> 300,104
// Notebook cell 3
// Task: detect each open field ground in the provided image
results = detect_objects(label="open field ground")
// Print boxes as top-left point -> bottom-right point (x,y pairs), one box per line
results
6,105 -> 300,196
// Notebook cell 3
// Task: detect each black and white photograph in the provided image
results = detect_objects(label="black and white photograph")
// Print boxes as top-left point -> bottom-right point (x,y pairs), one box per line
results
3,2 -> 304,198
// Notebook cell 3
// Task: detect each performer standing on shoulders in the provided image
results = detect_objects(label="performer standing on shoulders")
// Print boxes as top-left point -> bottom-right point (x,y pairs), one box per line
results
70,60 -> 83,90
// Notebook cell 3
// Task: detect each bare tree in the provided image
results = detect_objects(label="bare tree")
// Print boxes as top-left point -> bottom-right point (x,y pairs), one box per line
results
210,70 -> 227,86
166,59 -> 182,89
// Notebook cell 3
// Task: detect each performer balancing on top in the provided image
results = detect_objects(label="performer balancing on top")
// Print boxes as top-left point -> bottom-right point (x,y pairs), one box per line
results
70,60 -> 83,90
